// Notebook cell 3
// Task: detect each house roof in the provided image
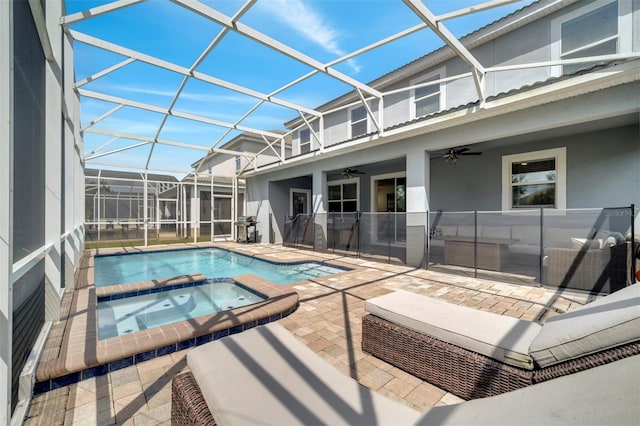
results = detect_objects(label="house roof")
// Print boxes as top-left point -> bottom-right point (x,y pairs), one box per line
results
190,131 -> 291,169
284,0 -> 577,129
85,168 -> 179,183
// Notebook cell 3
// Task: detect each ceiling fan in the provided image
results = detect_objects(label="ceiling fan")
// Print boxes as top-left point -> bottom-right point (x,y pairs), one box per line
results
342,167 -> 365,179
432,147 -> 482,165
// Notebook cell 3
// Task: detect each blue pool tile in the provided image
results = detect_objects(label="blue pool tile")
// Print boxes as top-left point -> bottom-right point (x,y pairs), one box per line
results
82,365 -> 108,380
229,325 -> 244,335
111,293 -> 127,300
52,372 -> 81,389
268,314 -> 282,322
213,329 -> 229,340
156,344 -> 177,357
108,356 -> 134,372
33,380 -> 51,395
257,317 -> 270,326
244,321 -> 257,330
135,350 -> 156,364
195,334 -> 212,345
138,289 -> 151,295
177,338 -> 195,351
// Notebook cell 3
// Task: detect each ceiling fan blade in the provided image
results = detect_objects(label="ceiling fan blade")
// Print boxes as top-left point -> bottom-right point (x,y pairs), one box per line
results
460,152 -> 482,155
456,147 -> 470,154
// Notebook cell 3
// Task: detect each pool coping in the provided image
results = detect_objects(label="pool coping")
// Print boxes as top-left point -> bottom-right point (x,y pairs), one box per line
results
34,243 -> 355,395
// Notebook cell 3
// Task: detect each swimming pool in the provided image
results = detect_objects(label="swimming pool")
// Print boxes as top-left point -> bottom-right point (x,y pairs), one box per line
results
94,247 -> 346,287
97,279 -> 265,339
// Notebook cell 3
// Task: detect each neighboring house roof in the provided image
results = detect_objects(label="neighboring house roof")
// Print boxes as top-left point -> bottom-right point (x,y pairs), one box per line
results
180,174 -> 245,186
191,130 -> 292,169
85,168 -> 179,183
285,0 -> 577,129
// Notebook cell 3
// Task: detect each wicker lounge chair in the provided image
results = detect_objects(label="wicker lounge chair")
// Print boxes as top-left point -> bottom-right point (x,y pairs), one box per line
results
171,322 -> 640,425
172,322 -> 421,426
362,284 -> 640,400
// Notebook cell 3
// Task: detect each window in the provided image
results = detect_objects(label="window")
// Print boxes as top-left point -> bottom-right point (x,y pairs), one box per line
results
349,106 -> 368,138
235,155 -> 241,171
511,159 -> 556,208
411,69 -> 444,119
502,148 -> 566,211
328,179 -> 359,213
299,128 -> 311,154
552,0 -> 632,75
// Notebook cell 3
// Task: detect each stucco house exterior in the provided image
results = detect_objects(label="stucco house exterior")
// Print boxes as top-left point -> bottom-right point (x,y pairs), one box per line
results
240,0 -> 640,288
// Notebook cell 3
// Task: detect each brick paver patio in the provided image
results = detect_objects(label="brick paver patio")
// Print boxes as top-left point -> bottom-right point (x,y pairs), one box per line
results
23,243 -> 593,425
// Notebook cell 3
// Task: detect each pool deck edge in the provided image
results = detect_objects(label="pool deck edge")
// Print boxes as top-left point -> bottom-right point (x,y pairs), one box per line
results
33,246 -> 314,394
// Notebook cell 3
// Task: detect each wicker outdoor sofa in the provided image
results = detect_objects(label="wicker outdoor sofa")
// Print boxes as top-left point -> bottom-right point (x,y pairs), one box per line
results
545,240 -> 633,293
362,284 -> 640,401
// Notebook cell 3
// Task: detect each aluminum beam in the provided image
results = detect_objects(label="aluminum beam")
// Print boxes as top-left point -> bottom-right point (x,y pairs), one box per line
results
75,58 -> 135,88
85,127 -> 260,158
171,0 -> 382,98
403,0 -> 486,102
80,104 -> 124,132
436,0 -> 522,22
78,88 -> 284,139
70,30 -> 321,117
61,0 -> 146,25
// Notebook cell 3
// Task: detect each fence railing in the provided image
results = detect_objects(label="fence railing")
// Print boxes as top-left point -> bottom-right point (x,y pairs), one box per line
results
281,205 -> 637,293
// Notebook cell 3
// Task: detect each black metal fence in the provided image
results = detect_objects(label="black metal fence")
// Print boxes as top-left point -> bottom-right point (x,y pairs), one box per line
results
279,205 -> 637,293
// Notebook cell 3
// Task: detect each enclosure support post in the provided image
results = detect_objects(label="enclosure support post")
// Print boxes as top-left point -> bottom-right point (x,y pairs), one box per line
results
97,172 -> 101,242
155,188 -> 160,242
631,204 -> 636,283
193,177 -> 198,244
210,175 -> 214,242
473,210 -> 477,278
388,211 -> 392,264
539,207 -> 545,286
143,172 -> 148,246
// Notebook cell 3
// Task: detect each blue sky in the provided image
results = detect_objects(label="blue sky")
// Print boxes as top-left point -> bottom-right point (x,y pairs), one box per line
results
67,0 -> 534,175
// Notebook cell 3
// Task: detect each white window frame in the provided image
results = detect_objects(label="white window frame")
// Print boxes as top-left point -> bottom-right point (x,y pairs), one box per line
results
289,188 -> 311,216
501,147 -> 566,211
234,155 -> 241,171
550,0 -> 633,77
299,128 -> 311,154
327,177 -> 360,214
348,104 -> 369,139
410,67 -> 446,120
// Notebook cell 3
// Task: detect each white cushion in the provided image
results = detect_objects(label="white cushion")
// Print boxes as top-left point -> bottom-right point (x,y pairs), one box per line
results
481,226 -> 512,240
530,284 -> 640,368
365,290 -> 541,370
511,226 -> 539,245
187,323 -> 421,426
415,355 -> 640,425
570,238 -> 604,250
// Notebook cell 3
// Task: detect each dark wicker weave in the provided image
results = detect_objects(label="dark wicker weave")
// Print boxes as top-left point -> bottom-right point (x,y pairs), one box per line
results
362,314 -> 534,400
363,314 -> 640,401
534,340 -> 640,383
545,242 -> 631,293
171,372 -> 216,426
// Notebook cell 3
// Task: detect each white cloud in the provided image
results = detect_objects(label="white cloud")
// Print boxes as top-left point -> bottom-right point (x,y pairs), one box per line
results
260,0 -> 361,73
99,83 -> 255,105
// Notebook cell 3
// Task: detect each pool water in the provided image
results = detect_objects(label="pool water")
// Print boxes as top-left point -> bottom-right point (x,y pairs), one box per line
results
97,280 -> 264,339
94,247 -> 345,287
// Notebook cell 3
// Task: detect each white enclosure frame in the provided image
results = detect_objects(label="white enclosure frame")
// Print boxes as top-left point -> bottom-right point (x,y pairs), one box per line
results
60,0 -> 640,185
